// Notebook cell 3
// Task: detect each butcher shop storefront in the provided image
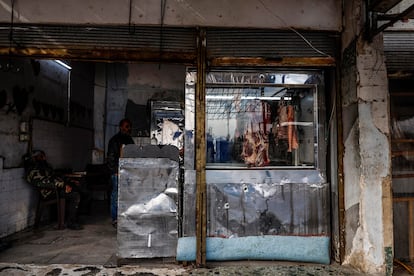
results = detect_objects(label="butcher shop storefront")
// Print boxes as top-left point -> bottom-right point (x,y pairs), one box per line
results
0,24 -> 338,264
168,29 -> 338,264
176,68 -> 332,264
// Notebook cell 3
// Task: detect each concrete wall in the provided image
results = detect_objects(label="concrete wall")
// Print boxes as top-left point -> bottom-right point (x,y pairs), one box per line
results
0,0 -> 341,31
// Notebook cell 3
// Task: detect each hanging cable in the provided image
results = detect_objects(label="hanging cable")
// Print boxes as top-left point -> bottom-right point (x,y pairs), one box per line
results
128,0 -> 135,34
258,0 -> 331,58
8,0 -> 15,55
159,0 -> 167,68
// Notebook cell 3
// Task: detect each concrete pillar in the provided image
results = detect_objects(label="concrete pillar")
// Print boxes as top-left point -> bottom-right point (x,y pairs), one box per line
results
341,34 -> 393,274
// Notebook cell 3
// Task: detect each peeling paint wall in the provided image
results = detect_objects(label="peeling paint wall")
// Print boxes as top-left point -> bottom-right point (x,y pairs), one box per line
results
0,0 -> 341,31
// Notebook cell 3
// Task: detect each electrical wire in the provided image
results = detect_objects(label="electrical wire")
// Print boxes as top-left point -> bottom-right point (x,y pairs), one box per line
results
128,0 -> 135,34
258,0 -> 332,58
159,0 -> 167,69
8,0 -> 14,55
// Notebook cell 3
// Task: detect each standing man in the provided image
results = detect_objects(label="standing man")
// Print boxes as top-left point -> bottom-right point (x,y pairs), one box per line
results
107,118 -> 134,227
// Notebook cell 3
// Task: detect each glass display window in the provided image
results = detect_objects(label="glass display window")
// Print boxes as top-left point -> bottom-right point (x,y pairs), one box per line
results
205,71 -> 322,168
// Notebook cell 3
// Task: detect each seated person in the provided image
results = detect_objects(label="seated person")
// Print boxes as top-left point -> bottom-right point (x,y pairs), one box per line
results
24,150 -> 83,230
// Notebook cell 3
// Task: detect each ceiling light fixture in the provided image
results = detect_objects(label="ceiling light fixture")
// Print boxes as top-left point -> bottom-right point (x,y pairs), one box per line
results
54,60 -> 72,70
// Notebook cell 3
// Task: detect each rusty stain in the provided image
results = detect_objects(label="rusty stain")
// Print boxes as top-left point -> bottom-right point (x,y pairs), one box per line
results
209,57 -> 336,67
0,48 -> 196,64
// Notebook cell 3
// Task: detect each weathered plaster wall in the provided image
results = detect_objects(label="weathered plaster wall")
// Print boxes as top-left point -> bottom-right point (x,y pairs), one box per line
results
341,34 -> 393,276
126,63 -> 185,106
0,58 -> 68,167
92,63 -> 106,164
0,0 -> 341,31
341,0 -> 393,274
104,63 -> 185,153
341,39 -> 361,260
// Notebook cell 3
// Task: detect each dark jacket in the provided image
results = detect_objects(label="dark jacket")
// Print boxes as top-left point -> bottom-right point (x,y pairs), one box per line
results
107,132 -> 134,174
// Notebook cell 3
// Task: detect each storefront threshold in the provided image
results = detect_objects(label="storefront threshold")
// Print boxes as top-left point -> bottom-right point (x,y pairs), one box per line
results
176,235 -> 330,264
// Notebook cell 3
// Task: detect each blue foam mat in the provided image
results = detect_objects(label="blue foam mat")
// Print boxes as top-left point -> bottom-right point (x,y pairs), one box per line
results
176,235 -> 330,264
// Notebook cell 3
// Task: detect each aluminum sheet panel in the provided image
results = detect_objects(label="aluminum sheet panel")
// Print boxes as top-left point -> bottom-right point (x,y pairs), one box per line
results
206,170 -> 329,237
118,158 -> 179,259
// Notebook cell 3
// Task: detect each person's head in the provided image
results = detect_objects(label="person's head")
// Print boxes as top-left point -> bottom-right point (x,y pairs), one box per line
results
119,118 -> 132,136
32,150 -> 46,161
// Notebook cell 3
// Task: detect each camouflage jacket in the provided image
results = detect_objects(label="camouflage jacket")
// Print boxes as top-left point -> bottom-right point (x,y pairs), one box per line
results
25,162 -> 65,199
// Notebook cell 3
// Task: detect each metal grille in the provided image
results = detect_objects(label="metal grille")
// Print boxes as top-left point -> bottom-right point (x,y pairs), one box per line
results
206,28 -> 338,58
0,24 -> 197,52
384,31 -> 414,72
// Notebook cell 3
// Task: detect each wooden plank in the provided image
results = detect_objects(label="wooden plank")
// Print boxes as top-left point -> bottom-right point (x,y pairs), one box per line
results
393,196 -> 414,260
392,150 -> 414,157
392,174 -> 414,179
409,200 -> 414,260
392,139 -> 414,143
195,28 -> 207,267
390,93 -> 414,97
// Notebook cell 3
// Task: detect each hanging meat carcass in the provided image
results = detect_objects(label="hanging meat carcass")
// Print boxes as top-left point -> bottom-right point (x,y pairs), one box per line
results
240,101 -> 270,167
287,105 -> 298,152
275,104 -> 298,153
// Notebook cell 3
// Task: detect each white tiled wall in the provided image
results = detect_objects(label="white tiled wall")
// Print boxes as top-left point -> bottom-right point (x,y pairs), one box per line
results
0,164 -> 37,238
0,117 -> 95,238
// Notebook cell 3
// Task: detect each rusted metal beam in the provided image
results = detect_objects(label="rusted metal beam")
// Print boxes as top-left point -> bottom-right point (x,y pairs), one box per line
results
369,0 -> 402,13
195,28 -> 207,267
209,57 -> 336,67
375,3 -> 414,34
0,47 -> 197,64
336,65 -> 346,264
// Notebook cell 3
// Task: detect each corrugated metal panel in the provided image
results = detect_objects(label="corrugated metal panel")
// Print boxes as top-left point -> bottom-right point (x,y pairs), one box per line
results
0,24 -> 338,62
384,32 -> 414,72
206,29 -> 338,58
0,24 -> 197,52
